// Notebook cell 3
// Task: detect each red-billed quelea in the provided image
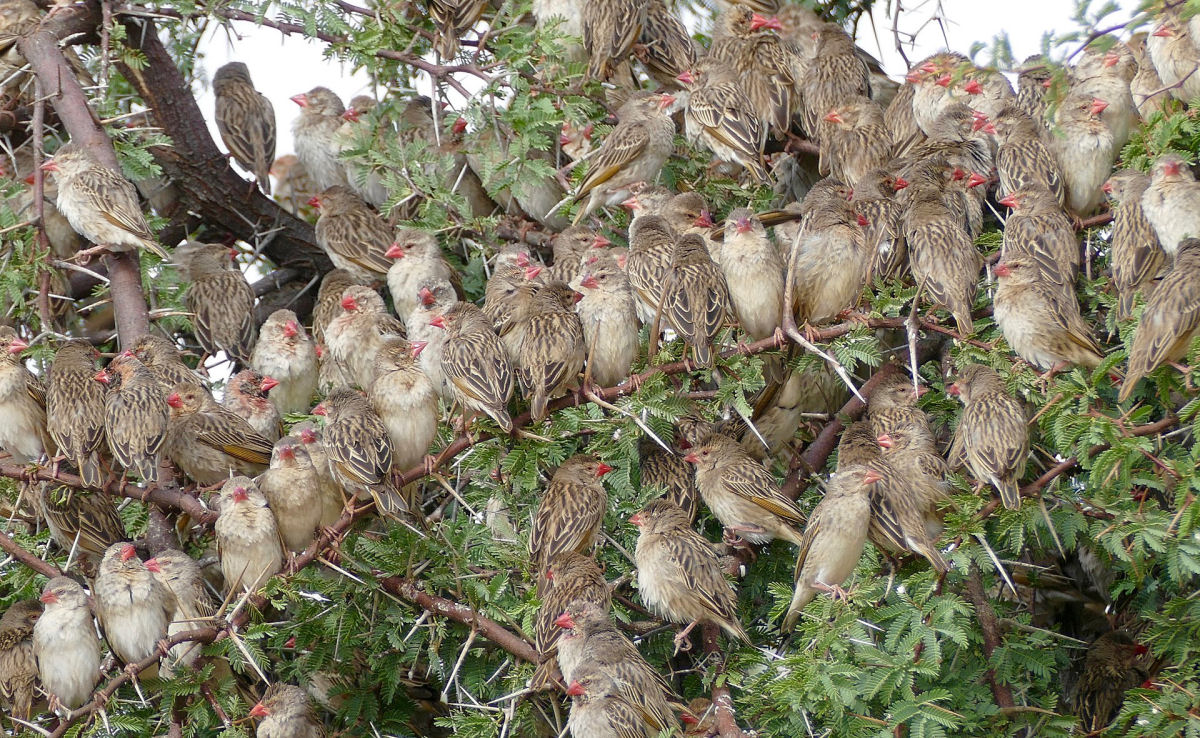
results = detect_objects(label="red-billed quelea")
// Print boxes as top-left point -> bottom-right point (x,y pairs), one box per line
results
215,477 -> 283,593
581,0 -> 647,81
33,577 -> 100,711
802,23 -> 870,138
223,370 -> 283,443
718,207 -> 784,340
407,279 -> 458,400
312,185 -> 394,283
532,552 -> 610,688
529,455 -> 613,571
174,241 -> 257,365
565,663 -> 660,738
640,436 -> 700,522
632,499 -> 749,650
782,464 -> 875,629
1142,154 -> 1200,257
818,97 -> 892,188
852,168 -> 909,282
288,422 -> 344,528
97,352 -> 168,484
250,683 -> 326,738
251,309 -> 318,416
904,185 -> 982,336
325,285 -> 405,391
1105,170 -> 1167,321
213,61 -> 275,194
574,260 -> 638,387
315,388 -> 404,516
625,213 -> 676,325
46,339 -> 106,486
34,483 -> 125,565
999,185 -> 1080,297
93,542 -> 174,667
0,326 -> 49,463
866,375 -> 936,453
432,302 -> 514,432
1071,631 -> 1149,733
993,258 -> 1105,370
1146,9 -> 1200,106
787,180 -> 869,328
1129,32 -> 1169,120
1119,238 -> 1200,403
291,86 -> 350,192
0,599 -> 40,723
369,337 -> 438,473
511,282 -> 587,420
257,439 -> 323,553
164,382 -> 272,485
989,104 -> 1065,205
337,95 -> 388,208
385,228 -> 461,324
571,92 -> 675,224
1050,93 -> 1115,217
1072,40 -> 1139,151
145,549 -> 217,676
678,60 -> 768,182
947,364 -> 1028,510
39,142 -> 169,260
636,0 -> 697,88
130,334 -> 203,390
685,433 -> 805,545
662,234 -> 733,368
312,270 -> 362,346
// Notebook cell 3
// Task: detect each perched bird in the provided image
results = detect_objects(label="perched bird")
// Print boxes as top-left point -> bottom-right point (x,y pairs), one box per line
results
212,61 -> 276,194
678,61 -> 768,182
407,278 -> 459,399
1049,93 -> 1115,217
289,422 -> 345,529
291,86 -> 350,192
631,499 -> 750,648
993,258 -> 1105,370
533,552 -> 611,680
250,683 -> 326,738
92,542 -> 174,666
565,663 -> 661,738
97,352 -> 169,484
866,375 -> 936,454
315,388 -> 403,516
130,334 -> 203,390
312,185 -> 395,283
851,168 -> 909,283
1015,55 -> 1053,130
782,464 -> 875,629
39,142 -> 169,260
581,0 -> 648,81
46,339 -> 106,486
903,186 -> 982,335
33,577 -> 101,710
625,213 -> 677,324
215,477 -> 284,593
662,233 -> 733,368
146,549 -> 217,676
1070,631 -> 1149,733
1146,9 -> 1200,106
635,0 -> 697,88
719,208 -> 785,340
312,269 -> 363,346
684,433 -> 805,545
989,104 -> 1064,205
385,228 -> 461,324
1142,154 -> 1200,256
1129,32 -> 1170,120
368,337 -> 438,472
335,95 -> 388,208
0,326 -> 50,463
575,260 -> 638,387
511,282 -> 586,421
956,66 -> 1016,120
999,185 -> 1080,296
223,370 -> 283,442
1072,41 -> 1139,151
529,455 -> 613,571
34,483 -> 125,565
862,461 -> 949,573
946,364 -> 1028,510
0,599 -> 40,724
485,264 -> 540,342
818,97 -> 892,188
164,382 -> 273,486
174,242 -> 257,365
801,23 -> 870,137
786,179 -> 869,328
431,302 -> 514,432
258,440 -> 324,553
1104,171 -> 1167,321
572,92 -> 676,224
271,154 -> 319,215
639,437 -> 700,522
251,309 -> 318,415
1119,238 -> 1200,403
709,5 -> 799,137
324,285 -> 405,391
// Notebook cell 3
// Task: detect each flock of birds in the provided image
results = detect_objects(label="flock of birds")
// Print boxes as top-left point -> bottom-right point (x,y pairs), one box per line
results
2,0 -> 1200,735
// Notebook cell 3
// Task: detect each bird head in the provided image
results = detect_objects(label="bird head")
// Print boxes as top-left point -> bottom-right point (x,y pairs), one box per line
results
675,70 -> 695,86
963,78 -> 983,95
120,543 -> 137,562
166,392 -> 183,409
629,511 -> 645,527
307,195 -> 321,209
260,376 -> 279,392
278,444 -> 296,461
1089,97 -> 1109,116
418,286 -> 437,306
554,612 -> 576,630
593,462 -> 614,477
249,701 -> 270,718
734,215 -> 753,234
694,209 -> 714,228
566,681 -> 585,697
282,320 -> 300,338
340,295 -> 360,312
340,107 -> 360,122
946,382 -> 961,396
892,176 -> 909,191
290,92 -> 309,107
231,486 -> 250,504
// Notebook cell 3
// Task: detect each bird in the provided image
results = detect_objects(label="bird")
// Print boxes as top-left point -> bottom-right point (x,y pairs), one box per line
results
1129,31 -> 1170,120
903,185 -> 982,336
565,663 -> 662,738
0,326 -> 50,464
164,382 -> 273,486
709,5 -> 799,137
678,61 -> 769,182
33,577 -> 101,710
718,207 -> 785,340
334,95 -> 389,208
288,422 -> 345,529
1049,93 -> 1115,217
684,433 -> 805,546
258,439 -> 324,553
45,339 -> 106,487
431,302 -> 514,433
1104,170 -> 1167,321
662,233 -> 734,368
291,86 -> 350,192
946,364 -> 1028,510
993,258 -> 1105,370
571,92 -> 676,225
174,241 -> 257,365
1014,54 -> 1053,130
801,23 -> 870,137
639,436 -> 700,522
212,61 -> 275,194
631,498 -> 750,649
1072,40 -> 1139,151
0,598 -> 40,724
581,0 -> 648,81
1119,238 -> 1200,403
368,337 -> 438,473
428,0 -> 489,59
1146,9 -> 1200,106
989,104 -> 1065,205
866,374 -> 935,452
270,153 -> 319,216
533,552 -> 611,682
1142,153 -> 1200,257
39,142 -> 169,260
33,483 -> 125,566
851,168 -> 909,283
141,549 -> 217,672
312,185 -> 395,283
574,260 -> 638,388
223,370 -> 283,443
385,228 -> 462,324
214,476 -> 284,593
251,309 -> 318,416
324,284 -> 405,391
92,541 -> 174,666
625,213 -> 677,325
817,97 -> 892,188
250,683 -> 326,738
316,388 -> 405,517
130,334 -> 203,390
312,269 -> 364,346
782,464 -> 874,629
1070,631 -> 1149,733
407,278 -> 459,400
634,0 -> 697,88
999,185 -> 1080,297
511,281 -> 587,421
529,455 -> 613,571
861,461 -> 950,573
786,180 -> 869,328
97,352 -> 169,484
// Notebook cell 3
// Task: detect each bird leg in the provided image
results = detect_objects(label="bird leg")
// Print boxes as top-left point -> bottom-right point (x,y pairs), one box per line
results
72,243 -> 115,264
721,525 -> 764,558
1170,362 -> 1195,391
812,581 -> 851,602
802,321 -> 822,344
673,620 -> 700,655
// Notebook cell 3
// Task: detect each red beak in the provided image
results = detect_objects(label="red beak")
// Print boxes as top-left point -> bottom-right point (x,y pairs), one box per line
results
594,462 -> 614,477
312,403 -> 327,416
856,213 -> 869,227
386,243 -> 405,259
966,173 -> 988,189
290,93 -> 308,107
951,168 -> 965,181
971,115 -> 990,132
657,94 -> 676,111
249,702 -> 270,718
554,612 -> 576,629
144,558 -> 161,573
452,117 -> 468,134
862,469 -> 883,485
750,13 -> 782,31
905,70 -> 922,84
998,194 -> 1018,208
341,108 -> 360,122
340,296 -> 358,311
410,340 -> 427,358
120,543 -> 136,562
1163,161 -> 1182,177
1103,51 -> 1120,68
93,369 -> 110,384
515,252 -> 531,268
735,217 -> 752,234
307,195 -> 321,208
876,433 -> 894,449
39,160 -> 57,173
566,681 -> 585,697
1101,180 -> 1113,194
682,452 -> 700,464
963,79 -> 983,94
232,487 -> 249,503
946,383 -> 960,396
580,274 -> 599,289
1090,98 -> 1109,115
629,512 -> 644,526
694,210 -> 714,228
823,110 -> 844,124
524,266 -> 543,281
1153,25 -> 1172,38
261,377 -> 279,392
429,315 -> 447,329
676,70 -> 695,85
166,392 -> 182,408
23,173 -> 35,184
590,235 -> 611,249
935,73 -> 952,87
419,286 -> 436,306
283,321 -> 299,338
8,337 -> 28,353
892,177 -> 909,191
39,591 -> 57,604
994,262 -> 1012,277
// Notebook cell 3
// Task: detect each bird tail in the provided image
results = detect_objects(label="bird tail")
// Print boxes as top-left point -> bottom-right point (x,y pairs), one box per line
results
911,538 -> 950,573
745,158 -> 771,185
371,482 -> 411,520
692,341 -> 713,368
1117,369 -> 1142,404
141,237 -> 171,261
995,477 -> 1021,510
953,311 -> 974,337
529,658 -> 562,692
78,454 -> 103,488
489,407 -> 514,434
722,617 -> 752,643
531,388 -> 549,422
782,584 -> 815,632
256,164 -> 273,196
134,456 -> 159,484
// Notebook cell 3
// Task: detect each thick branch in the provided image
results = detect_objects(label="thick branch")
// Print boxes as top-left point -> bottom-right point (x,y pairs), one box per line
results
964,563 -> 1016,709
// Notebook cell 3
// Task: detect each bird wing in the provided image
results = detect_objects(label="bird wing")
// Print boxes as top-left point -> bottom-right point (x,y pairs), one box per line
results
74,167 -> 158,244
690,84 -> 764,157
663,530 -> 740,624
193,411 -> 273,465
529,483 -> 605,566
327,421 -> 393,485
575,120 -> 651,199
720,458 -> 806,525
1133,269 -> 1200,370
445,330 -> 513,407
964,393 -> 1027,481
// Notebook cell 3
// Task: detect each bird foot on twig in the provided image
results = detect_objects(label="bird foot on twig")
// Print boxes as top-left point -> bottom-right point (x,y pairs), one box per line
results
813,581 -> 851,603
672,620 -> 699,656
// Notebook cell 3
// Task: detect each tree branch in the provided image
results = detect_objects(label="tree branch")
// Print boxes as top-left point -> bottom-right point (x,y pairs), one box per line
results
964,563 -> 1015,709
0,527 -> 63,579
